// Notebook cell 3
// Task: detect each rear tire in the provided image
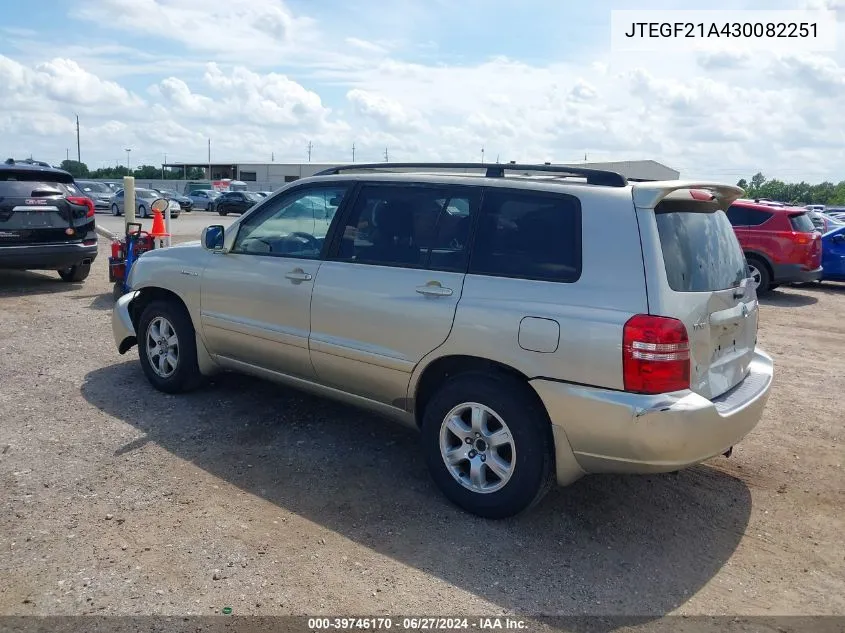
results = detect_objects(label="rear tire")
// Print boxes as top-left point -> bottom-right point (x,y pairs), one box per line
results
57,263 -> 90,282
137,300 -> 203,394
139,205 -> 148,219
746,256 -> 771,295
111,204 -> 120,216
218,209 -> 228,216
421,372 -> 554,519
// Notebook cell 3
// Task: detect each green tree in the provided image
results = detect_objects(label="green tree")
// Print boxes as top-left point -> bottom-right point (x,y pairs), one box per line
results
132,164 -> 161,179
186,167 -> 206,180
736,178 -> 748,190
60,160 -> 89,177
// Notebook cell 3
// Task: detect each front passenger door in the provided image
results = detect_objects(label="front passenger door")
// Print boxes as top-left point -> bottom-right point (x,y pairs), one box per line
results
199,184 -> 350,379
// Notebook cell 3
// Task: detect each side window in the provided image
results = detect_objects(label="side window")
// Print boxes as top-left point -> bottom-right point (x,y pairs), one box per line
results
726,206 -> 748,226
744,209 -> 773,226
469,189 -> 582,283
333,184 -> 478,271
232,186 -> 348,258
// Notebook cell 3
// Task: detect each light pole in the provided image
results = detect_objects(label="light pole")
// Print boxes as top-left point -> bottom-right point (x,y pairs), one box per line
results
125,148 -> 132,172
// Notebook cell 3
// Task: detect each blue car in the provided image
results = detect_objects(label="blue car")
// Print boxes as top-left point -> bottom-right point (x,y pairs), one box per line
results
821,226 -> 845,282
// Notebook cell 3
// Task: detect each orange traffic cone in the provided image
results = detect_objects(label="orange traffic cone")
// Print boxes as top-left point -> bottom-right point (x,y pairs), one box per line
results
150,209 -> 170,239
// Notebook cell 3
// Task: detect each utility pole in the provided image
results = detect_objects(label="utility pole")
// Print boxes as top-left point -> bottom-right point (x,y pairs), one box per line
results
271,152 -> 275,162
66,148 -> 69,161
162,153 -> 167,180
481,147 -> 485,164
208,138 -> 211,180
125,148 -> 131,171
76,114 -> 81,163
384,147 -> 389,162
307,141 -> 313,162
352,143 -> 355,163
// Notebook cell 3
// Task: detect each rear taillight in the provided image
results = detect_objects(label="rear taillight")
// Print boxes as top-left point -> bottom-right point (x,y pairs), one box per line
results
623,315 -> 690,394
68,196 -> 96,218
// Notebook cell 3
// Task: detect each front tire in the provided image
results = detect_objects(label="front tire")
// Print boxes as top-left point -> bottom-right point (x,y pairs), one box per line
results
111,204 -> 121,216
218,209 -> 228,216
421,372 -> 554,519
137,300 -> 202,394
139,205 -> 148,219
57,263 -> 90,282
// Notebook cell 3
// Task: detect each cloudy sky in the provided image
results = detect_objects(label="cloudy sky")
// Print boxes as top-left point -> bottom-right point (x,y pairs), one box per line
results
1,0 -> 844,182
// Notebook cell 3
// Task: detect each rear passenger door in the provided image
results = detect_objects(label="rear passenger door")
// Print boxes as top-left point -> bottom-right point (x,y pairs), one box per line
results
309,183 -> 479,404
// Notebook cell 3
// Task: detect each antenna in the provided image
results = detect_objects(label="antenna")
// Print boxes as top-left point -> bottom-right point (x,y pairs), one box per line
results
271,152 -> 274,162
481,147 -> 485,164
352,143 -> 356,163
307,141 -> 313,162
384,147 -> 389,162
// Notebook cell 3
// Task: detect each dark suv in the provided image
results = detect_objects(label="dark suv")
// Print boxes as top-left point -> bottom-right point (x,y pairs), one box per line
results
726,200 -> 822,294
0,159 -> 98,282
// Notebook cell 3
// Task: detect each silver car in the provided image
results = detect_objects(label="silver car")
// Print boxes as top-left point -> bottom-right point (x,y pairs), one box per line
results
112,163 -> 773,518
187,189 -> 220,210
110,188 -> 181,218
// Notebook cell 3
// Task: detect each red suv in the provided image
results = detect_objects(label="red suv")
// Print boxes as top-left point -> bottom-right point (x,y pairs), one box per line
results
726,200 -> 822,294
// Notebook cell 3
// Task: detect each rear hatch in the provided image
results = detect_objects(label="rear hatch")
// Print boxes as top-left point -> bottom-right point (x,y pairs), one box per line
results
787,211 -> 822,269
640,186 -> 757,400
0,172 -> 91,246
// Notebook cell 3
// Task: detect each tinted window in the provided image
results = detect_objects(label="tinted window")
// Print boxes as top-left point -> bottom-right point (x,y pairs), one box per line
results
726,205 -> 772,226
334,184 -> 478,271
0,180 -> 69,196
655,203 -> 747,292
789,212 -> 816,233
233,185 -> 348,258
469,189 -> 581,283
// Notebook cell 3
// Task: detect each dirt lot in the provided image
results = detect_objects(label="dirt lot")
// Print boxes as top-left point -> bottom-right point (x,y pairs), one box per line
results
0,238 -> 843,622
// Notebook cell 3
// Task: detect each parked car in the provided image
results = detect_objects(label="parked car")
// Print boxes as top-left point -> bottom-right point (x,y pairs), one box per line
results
807,210 -> 845,234
0,158 -> 97,282
187,189 -> 219,210
112,163 -> 773,518
153,188 -> 193,212
726,200 -> 822,294
824,208 -> 845,222
820,226 -> 845,283
111,188 -> 181,218
214,191 -> 263,215
76,180 -> 116,212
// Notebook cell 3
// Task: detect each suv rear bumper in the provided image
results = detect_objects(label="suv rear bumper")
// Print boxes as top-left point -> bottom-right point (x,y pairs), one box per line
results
0,241 -> 99,270
772,263 -> 822,284
531,349 -> 773,485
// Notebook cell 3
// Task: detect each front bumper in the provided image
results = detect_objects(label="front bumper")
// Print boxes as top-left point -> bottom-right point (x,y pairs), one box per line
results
531,349 -> 774,483
0,241 -> 98,270
112,290 -> 139,354
773,263 -> 822,284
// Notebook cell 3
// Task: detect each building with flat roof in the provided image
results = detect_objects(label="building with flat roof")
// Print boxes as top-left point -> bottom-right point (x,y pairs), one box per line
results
163,159 -> 680,189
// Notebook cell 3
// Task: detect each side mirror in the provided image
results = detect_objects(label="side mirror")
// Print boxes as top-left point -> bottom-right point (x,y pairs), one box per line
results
202,225 -> 225,251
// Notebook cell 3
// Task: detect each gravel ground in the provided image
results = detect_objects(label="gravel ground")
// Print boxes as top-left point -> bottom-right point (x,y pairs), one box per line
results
0,237 -> 843,622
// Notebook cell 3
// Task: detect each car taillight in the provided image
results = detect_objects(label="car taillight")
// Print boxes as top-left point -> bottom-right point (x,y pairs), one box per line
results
68,196 -> 95,218
623,315 -> 690,394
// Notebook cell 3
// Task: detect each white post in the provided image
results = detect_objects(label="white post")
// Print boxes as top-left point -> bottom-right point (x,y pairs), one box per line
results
164,204 -> 172,247
123,176 -> 136,230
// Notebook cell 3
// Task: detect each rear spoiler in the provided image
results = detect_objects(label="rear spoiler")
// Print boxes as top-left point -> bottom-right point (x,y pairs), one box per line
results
632,180 -> 744,211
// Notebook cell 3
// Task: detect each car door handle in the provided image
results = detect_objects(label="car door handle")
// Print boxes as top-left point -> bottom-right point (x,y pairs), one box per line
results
416,282 -> 453,297
285,269 -> 312,282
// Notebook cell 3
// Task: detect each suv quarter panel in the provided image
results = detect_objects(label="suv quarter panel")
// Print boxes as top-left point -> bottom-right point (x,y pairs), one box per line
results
416,186 -> 647,393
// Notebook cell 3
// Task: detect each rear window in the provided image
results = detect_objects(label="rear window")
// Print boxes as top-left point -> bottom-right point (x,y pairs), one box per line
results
655,201 -> 747,292
726,205 -> 772,226
469,189 -> 581,283
789,212 -> 816,233
0,180 -> 72,197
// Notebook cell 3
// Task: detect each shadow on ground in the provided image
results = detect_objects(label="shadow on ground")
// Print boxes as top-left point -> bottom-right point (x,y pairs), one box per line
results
81,365 -> 752,623
758,288 -> 818,307
0,270 -> 80,297
70,291 -> 116,311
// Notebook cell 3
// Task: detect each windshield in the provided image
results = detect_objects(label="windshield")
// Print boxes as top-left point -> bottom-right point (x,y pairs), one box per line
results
244,192 -> 262,202
135,189 -> 159,199
79,182 -> 112,193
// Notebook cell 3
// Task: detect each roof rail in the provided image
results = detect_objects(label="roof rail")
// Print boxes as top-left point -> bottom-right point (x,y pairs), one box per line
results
5,157 -> 54,168
313,162 -> 627,187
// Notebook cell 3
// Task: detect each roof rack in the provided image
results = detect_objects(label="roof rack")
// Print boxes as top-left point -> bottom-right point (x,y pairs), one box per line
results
313,162 -> 627,187
4,157 -> 54,168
